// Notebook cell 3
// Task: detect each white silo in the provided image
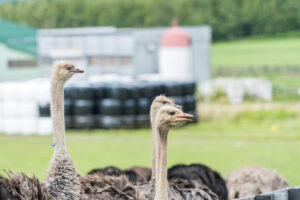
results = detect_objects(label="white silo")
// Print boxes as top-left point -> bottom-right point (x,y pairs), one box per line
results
159,21 -> 192,81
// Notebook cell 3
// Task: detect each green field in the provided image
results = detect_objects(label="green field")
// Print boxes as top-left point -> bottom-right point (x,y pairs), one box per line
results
1,115 -> 300,185
212,36 -> 300,99
212,37 -> 300,68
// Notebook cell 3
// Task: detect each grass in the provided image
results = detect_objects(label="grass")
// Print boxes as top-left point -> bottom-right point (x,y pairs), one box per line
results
212,36 -> 300,101
1,115 -> 300,186
212,37 -> 300,68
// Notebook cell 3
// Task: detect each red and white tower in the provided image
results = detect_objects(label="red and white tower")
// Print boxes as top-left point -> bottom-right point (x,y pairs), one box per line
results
159,20 -> 192,80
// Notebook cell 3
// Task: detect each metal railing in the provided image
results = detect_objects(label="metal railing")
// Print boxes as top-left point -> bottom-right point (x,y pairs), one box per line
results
235,186 -> 300,200
213,66 -> 300,76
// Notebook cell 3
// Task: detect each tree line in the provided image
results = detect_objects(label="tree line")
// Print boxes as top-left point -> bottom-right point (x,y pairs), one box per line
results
0,0 -> 299,41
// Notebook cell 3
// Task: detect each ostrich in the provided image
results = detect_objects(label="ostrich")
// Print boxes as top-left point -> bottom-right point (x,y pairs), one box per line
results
124,166 -> 151,184
0,62 -> 81,200
138,105 -> 219,200
88,166 -> 151,184
151,96 -> 228,200
149,95 -> 179,183
168,164 -> 228,200
0,171 -> 49,199
88,166 -> 124,177
46,61 -> 83,200
47,62 -> 139,200
226,166 -> 289,199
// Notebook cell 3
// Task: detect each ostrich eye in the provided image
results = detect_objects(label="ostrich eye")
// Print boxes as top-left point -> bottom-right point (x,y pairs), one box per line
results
66,66 -> 73,70
169,111 -> 175,115
162,101 -> 167,104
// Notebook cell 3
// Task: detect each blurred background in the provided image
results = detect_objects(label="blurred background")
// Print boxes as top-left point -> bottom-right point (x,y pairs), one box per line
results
0,0 -> 299,186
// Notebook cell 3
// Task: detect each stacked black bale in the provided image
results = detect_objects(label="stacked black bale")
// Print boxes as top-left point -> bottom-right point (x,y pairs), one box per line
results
181,81 -> 197,123
97,83 -> 123,129
121,83 -> 138,129
38,80 -> 197,129
64,85 -> 73,128
71,83 -> 95,129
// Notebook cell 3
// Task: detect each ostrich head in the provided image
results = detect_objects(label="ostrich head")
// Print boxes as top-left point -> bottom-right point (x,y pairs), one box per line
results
150,95 -> 182,125
156,105 -> 193,131
52,61 -> 84,83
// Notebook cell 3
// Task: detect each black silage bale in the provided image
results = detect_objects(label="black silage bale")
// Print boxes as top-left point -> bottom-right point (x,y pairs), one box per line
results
122,99 -> 136,115
100,115 -> 122,129
136,114 -> 150,128
106,84 -> 129,99
64,86 -> 73,99
182,81 -> 196,95
38,102 -> 50,117
129,84 -> 141,99
163,82 -> 183,96
154,82 -> 165,96
64,99 -> 72,116
72,83 -> 95,100
137,98 -> 151,114
73,100 -> 94,115
93,83 -> 108,99
136,83 -> 146,98
183,95 -> 197,111
170,96 -> 184,107
126,83 -> 142,99
139,83 -> 156,98
121,115 -> 136,129
73,115 -> 95,129
65,116 -> 72,129
100,99 -> 122,115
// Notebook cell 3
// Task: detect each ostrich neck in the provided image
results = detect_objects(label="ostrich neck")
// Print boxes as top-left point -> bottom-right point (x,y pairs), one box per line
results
154,126 -> 169,200
150,110 -> 156,182
51,77 -> 66,152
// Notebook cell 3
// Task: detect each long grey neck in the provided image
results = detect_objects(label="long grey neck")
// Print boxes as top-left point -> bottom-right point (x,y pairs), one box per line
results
150,110 -> 156,182
50,77 -> 67,152
154,126 -> 169,200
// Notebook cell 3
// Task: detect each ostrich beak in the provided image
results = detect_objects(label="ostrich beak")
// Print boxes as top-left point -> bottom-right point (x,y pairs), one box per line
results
175,113 -> 194,122
70,68 -> 84,73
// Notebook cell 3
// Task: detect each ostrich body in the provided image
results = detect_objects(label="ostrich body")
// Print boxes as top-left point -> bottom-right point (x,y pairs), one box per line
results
138,105 -> 219,200
125,166 -> 151,184
226,166 -> 289,199
168,164 -> 228,200
80,174 -> 139,199
88,166 -> 151,184
46,61 -> 83,200
0,171 -> 49,200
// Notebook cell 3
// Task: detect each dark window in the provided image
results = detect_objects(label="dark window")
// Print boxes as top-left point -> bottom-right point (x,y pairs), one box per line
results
89,57 -> 101,65
88,56 -> 133,66
120,57 -> 132,65
101,57 -> 117,65
8,60 -> 37,68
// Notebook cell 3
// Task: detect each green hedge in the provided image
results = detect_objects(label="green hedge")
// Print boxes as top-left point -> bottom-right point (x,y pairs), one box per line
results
0,0 -> 299,41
